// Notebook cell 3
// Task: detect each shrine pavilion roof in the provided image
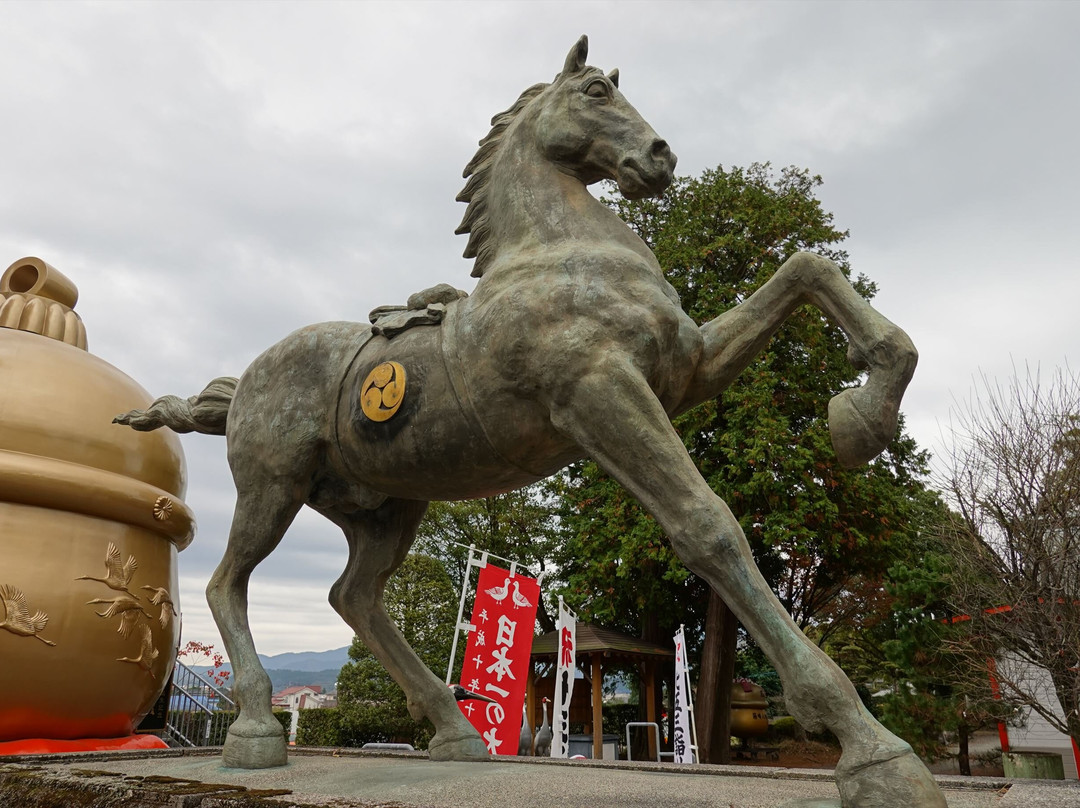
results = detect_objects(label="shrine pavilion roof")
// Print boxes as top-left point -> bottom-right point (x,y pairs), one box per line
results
530,622 -> 674,660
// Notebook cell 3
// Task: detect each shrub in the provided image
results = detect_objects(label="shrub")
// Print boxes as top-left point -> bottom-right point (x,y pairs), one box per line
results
602,703 -> 641,737
273,710 -> 292,734
297,708 -> 343,747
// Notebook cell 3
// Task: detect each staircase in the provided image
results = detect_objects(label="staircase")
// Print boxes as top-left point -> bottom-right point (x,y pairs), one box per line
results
162,659 -> 237,747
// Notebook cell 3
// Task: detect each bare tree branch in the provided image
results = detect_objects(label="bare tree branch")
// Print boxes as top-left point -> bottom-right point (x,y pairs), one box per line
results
934,366 -> 1080,746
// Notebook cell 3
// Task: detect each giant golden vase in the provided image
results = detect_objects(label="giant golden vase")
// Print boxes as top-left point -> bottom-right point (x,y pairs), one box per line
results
0,257 -> 194,742
730,680 -> 769,740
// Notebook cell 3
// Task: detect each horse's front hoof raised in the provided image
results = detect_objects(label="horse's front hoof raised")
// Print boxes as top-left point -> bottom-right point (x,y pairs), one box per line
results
835,747 -> 947,808
827,387 -> 895,468
427,728 -> 490,761
221,723 -> 288,769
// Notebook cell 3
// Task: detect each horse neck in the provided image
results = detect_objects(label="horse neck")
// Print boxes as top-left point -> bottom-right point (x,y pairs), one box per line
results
484,131 -> 649,272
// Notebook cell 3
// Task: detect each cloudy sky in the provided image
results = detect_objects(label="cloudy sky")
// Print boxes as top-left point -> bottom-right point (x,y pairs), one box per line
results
2,1 -> 1077,658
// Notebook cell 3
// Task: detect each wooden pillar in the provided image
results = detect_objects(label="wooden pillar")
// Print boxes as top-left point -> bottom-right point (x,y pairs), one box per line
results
591,653 -> 603,760
644,658 -> 657,760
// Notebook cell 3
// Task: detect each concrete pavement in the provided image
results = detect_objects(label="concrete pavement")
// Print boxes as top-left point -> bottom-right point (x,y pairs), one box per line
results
2,747 -> 1077,807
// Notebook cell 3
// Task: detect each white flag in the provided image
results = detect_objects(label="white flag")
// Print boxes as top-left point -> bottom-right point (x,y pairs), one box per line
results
551,598 -> 576,758
672,626 -> 694,763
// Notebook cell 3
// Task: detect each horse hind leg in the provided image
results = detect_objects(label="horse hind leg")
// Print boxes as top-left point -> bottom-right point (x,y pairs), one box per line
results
548,361 -> 945,808
322,498 -> 488,761
207,477 -> 304,769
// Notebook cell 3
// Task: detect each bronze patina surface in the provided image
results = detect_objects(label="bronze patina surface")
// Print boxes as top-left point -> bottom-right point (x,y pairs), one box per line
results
117,37 -> 942,808
0,257 -> 191,743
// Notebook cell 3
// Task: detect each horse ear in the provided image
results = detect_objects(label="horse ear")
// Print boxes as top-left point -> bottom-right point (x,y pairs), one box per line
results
607,68 -> 619,88
563,35 -> 588,75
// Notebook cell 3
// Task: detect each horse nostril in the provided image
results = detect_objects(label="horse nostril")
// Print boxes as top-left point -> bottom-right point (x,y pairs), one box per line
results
651,139 -> 671,159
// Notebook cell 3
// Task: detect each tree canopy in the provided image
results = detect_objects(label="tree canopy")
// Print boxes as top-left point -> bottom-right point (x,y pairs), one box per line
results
558,163 -> 933,638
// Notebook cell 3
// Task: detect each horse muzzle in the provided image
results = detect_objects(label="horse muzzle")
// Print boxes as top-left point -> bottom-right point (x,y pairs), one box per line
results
617,139 -> 677,199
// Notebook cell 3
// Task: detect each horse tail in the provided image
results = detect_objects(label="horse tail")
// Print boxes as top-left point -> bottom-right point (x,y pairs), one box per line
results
114,376 -> 238,435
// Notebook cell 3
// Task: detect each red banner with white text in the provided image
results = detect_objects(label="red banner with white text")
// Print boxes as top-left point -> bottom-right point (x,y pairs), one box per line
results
456,563 -> 540,755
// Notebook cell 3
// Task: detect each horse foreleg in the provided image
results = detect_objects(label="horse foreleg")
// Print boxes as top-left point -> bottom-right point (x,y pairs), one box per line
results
206,478 -> 303,768
324,499 -> 489,761
548,361 -> 945,808
678,251 -> 917,467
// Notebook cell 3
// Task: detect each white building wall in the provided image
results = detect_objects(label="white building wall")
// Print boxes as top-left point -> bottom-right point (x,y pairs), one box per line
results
1003,661 -> 1078,780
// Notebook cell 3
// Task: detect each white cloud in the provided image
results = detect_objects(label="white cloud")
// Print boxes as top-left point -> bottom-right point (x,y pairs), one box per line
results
3,1 -> 1078,655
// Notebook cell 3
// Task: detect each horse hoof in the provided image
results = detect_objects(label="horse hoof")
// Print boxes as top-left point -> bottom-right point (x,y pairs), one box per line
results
835,747 -> 947,808
222,725 -> 288,769
828,387 -> 894,468
427,729 -> 489,761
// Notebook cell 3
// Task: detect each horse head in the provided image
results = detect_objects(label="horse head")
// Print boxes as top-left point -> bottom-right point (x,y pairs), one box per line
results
536,35 -> 676,199
457,35 -> 677,276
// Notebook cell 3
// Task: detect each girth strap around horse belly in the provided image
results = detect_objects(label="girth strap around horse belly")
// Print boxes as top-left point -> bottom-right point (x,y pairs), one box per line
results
329,308 -> 544,491
329,329 -> 379,482
437,304 -> 547,483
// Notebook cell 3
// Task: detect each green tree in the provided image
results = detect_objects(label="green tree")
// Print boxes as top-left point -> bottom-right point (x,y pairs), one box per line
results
849,546 -> 1007,774
413,482 -> 561,632
336,553 -> 457,748
554,164 -> 935,762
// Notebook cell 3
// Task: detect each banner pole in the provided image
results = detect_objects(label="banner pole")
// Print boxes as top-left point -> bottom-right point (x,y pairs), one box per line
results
680,623 -> 700,763
446,545 -> 483,685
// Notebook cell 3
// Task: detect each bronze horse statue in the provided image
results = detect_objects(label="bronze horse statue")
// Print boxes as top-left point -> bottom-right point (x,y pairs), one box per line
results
119,37 -> 944,808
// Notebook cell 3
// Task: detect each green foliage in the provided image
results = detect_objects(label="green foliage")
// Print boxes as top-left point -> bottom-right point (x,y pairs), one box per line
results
769,715 -> 799,739
335,553 -> 457,749
831,530 -> 1008,765
296,707 -> 342,746
413,483 -> 560,631
273,709 -> 292,734
556,164 -> 934,665
601,702 -> 642,737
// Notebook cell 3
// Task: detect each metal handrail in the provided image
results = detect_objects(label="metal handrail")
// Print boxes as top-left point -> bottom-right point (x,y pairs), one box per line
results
625,721 -> 661,762
163,659 -> 236,747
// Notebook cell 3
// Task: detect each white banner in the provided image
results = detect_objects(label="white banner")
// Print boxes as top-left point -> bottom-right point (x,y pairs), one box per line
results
672,626 -> 694,763
551,597 -> 576,758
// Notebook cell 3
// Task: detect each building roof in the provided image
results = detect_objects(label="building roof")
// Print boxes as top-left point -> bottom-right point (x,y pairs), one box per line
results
273,685 -> 322,698
530,622 -> 674,660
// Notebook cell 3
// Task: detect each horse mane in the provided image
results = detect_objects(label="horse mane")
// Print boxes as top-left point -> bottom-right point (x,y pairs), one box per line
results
455,82 -> 549,278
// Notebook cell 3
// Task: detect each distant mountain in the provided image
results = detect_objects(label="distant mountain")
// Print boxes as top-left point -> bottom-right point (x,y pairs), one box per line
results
256,646 -> 351,673
202,647 -> 351,695
265,667 -> 341,694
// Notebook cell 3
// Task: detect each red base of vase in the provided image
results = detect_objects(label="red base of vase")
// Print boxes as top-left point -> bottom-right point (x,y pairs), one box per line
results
0,734 -> 169,755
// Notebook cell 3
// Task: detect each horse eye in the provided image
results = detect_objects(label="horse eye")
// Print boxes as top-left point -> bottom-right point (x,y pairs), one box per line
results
584,81 -> 609,100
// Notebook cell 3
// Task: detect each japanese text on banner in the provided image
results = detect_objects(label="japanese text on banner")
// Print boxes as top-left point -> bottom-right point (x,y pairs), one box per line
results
673,626 -> 694,763
551,599 -> 576,758
456,564 -> 540,755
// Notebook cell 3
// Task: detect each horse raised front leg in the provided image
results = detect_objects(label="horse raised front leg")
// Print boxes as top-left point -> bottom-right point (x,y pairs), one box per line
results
548,360 -> 945,808
679,251 -> 917,467
323,498 -> 489,761
206,478 -> 303,769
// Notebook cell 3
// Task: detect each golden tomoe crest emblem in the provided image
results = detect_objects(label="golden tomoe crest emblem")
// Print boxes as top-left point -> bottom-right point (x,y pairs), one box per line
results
361,361 -> 406,422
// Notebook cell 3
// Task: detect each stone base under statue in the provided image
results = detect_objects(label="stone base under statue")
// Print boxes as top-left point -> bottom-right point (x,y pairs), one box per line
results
0,747 -> 1062,808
